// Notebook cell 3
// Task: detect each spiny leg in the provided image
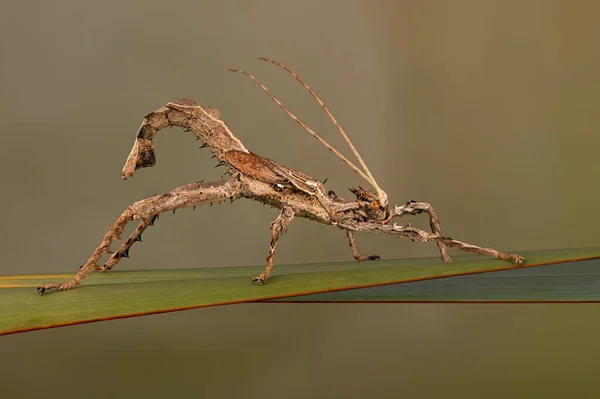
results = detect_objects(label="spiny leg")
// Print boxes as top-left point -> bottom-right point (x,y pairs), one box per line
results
364,222 -> 525,265
100,216 -> 152,272
393,201 -> 451,263
434,235 -> 524,265
253,206 -> 295,285
36,209 -> 137,295
120,99 -> 247,180
346,231 -> 380,261
37,179 -> 242,295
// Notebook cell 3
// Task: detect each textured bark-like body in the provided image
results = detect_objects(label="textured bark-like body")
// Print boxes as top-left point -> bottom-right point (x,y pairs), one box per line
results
37,99 -> 525,295
122,100 -> 248,180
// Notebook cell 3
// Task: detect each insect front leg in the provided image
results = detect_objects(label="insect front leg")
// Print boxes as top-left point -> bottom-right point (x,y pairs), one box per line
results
346,231 -> 380,261
392,201 -> 451,263
37,179 -> 242,295
361,222 -> 525,265
253,206 -> 295,285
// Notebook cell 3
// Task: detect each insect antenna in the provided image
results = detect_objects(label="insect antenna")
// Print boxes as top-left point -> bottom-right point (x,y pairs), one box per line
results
257,57 -> 387,207
229,68 -> 372,185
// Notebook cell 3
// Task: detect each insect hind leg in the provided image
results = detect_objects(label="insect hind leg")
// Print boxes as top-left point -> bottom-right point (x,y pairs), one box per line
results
37,179 -> 242,295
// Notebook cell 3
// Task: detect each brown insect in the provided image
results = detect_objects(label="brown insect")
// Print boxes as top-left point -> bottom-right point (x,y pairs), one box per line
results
37,58 -> 524,295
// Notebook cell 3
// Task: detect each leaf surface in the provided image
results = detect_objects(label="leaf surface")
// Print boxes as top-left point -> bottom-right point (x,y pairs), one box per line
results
2,247 -> 598,336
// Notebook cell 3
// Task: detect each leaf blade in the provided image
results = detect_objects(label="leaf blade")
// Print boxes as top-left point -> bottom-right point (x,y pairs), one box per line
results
274,258 -> 600,303
2,246 -> 599,336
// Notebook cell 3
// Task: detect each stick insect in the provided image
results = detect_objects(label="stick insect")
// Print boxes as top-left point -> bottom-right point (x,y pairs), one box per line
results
37,58 -> 525,295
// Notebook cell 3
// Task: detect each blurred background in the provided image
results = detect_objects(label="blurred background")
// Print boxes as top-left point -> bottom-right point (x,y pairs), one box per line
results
1,0 -> 600,397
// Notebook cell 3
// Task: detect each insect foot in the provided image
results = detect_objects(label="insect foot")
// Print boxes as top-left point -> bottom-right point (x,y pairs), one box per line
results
353,253 -> 381,261
511,255 -> 526,266
252,272 -> 269,285
37,286 -> 52,295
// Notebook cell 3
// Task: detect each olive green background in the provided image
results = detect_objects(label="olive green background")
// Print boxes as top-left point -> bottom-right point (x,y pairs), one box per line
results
1,0 -> 600,397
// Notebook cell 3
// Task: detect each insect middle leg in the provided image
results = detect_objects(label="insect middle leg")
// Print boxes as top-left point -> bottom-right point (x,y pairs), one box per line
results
37,179 -> 242,295
393,201 -> 451,262
252,206 -> 295,285
346,231 -> 380,261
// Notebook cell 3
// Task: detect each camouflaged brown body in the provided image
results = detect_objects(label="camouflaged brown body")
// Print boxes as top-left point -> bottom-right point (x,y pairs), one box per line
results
37,98 -> 525,295
122,100 -> 248,180
121,102 -> 350,223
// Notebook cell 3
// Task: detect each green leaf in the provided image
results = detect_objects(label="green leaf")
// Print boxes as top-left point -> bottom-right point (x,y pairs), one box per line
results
274,257 -> 600,303
1,246 -> 599,336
